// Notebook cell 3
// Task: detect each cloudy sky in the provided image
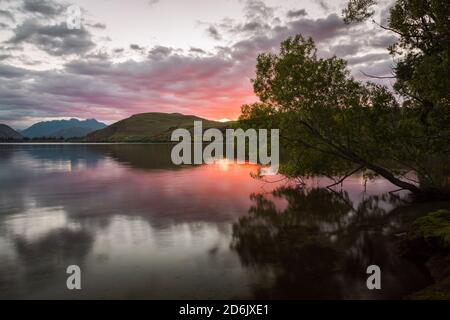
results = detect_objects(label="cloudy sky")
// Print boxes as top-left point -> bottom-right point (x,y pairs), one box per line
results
0,0 -> 396,129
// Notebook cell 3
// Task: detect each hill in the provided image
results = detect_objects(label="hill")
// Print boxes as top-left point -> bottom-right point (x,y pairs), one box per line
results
85,112 -> 228,142
0,124 -> 23,140
22,118 -> 107,138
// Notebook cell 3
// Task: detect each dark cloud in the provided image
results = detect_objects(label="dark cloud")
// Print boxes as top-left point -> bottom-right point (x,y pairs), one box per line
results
86,22 -> 107,30
0,2 -> 399,127
325,28 -> 397,59
370,34 -> 397,49
130,44 -> 144,51
206,25 -> 221,41
0,64 -> 29,78
286,9 -> 307,18
241,21 -> 271,33
0,45 -> 252,126
0,54 -> 11,61
288,13 -> 349,42
244,0 -> 275,21
21,0 -> 64,17
330,43 -> 361,57
148,45 -> 174,59
7,20 -> 95,56
227,0 -> 277,36
222,12 -> 352,64
65,59 -> 113,76
189,47 -> 206,54
0,9 -> 15,22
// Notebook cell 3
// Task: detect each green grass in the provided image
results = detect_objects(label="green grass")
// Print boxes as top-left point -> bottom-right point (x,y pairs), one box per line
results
412,209 -> 450,249
85,112 -> 229,142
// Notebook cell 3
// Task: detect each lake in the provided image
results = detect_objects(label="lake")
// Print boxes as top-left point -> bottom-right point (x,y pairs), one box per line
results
0,144 -> 447,299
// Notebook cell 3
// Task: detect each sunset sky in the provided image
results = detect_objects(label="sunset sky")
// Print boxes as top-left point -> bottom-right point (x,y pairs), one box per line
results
0,0 -> 396,129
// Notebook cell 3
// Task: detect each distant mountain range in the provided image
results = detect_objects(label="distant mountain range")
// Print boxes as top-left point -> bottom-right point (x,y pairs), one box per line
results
85,112 -> 228,142
1,113 -> 230,142
21,118 -> 107,138
0,124 -> 23,140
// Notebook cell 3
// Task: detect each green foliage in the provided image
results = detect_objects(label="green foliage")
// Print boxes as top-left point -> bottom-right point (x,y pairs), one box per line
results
412,209 -> 450,248
240,35 -> 420,190
239,0 -> 450,197
343,0 -> 450,147
342,0 -> 377,23
389,1 -> 450,147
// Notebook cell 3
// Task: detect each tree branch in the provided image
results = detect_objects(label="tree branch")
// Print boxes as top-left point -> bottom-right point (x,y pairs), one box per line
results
327,165 -> 365,189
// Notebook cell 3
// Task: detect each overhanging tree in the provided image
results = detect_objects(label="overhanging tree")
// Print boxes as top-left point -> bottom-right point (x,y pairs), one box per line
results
238,0 -> 450,198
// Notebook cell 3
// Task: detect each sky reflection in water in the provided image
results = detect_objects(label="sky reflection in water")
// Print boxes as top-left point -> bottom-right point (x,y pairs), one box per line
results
0,144 -> 445,299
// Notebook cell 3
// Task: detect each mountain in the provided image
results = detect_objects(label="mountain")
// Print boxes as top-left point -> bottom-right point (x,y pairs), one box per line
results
22,119 -> 107,138
85,112 -> 228,142
50,126 -> 101,138
0,124 -> 23,140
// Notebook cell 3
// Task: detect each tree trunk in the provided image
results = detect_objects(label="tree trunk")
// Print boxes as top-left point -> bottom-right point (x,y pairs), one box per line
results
363,162 -> 422,194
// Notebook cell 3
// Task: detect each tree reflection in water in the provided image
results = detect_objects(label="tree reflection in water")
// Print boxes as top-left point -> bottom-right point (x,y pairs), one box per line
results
231,187 -> 432,299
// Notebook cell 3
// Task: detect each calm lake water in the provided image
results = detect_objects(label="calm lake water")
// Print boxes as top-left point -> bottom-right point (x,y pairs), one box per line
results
0,144 -> 448,299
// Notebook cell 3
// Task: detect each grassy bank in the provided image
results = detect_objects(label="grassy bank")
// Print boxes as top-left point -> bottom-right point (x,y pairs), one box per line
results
403,210 -> 450,299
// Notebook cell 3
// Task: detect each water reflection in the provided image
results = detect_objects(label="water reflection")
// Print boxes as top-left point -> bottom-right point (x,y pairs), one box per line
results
0,144 -> 448,299
231,186 -> 448,299
0,144 -> 274,299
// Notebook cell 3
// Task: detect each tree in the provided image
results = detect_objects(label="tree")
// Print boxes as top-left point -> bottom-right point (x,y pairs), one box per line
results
238,0 -> 450,198
344,0 -> 450,131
